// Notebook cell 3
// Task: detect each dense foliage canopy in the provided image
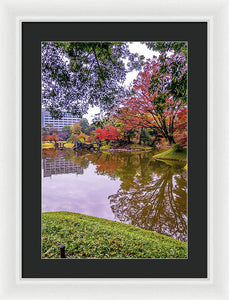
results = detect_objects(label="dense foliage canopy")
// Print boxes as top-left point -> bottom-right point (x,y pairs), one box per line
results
42,42 -> 144,118
114,51 -> 187,144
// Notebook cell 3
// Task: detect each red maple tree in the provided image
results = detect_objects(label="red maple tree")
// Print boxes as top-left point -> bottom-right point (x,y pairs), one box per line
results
43,133 -> 59,142
174,107 -> 187,147
113,53 -> 187,145
94,125 -> 120,142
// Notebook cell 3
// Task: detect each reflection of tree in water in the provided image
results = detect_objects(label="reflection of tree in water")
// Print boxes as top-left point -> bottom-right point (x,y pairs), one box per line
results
92,151 -> 154,186
109,160 -> 187,241
43,149 -> 187,241
42,149 -> 59,159
62,150 -> 187,241
62,149 -> 91,169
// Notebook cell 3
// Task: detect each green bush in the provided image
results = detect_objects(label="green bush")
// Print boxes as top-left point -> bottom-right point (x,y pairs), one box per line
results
101,144 -> 111,150
172,143 -> 183,152
64,143 -> 74,149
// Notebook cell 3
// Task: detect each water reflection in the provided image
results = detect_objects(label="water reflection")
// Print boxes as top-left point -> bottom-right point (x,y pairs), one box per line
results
109,160 -> 187,241
43,153 -> 84,177
42,149 -> 187,241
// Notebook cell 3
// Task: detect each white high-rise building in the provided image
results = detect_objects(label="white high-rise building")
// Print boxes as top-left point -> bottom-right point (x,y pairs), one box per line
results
41,108 -> 80,130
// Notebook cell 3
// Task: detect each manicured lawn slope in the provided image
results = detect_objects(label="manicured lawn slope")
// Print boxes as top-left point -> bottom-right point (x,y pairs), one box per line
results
154,147 -> 187,162
42,212 -> 187,259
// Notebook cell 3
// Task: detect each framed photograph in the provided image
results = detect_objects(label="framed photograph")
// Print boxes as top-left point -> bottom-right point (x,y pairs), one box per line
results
1,0 -> 229,299
22,22 -> 207,278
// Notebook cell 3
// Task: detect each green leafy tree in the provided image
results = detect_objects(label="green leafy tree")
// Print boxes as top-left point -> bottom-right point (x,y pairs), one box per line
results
61,125 -> 71,140
79,118 -> 89,133
145,41 -> 187,57
85,124 -> 96,135
42,42 -> 144,118
71,122 -> 82,135
139,128 -> 151,145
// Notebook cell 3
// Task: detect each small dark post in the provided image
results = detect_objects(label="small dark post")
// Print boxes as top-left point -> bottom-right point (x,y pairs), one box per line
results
60,244 -> 65,258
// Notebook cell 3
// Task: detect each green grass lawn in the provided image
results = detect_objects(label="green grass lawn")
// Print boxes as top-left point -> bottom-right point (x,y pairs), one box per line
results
42,212 -> 187,259
153,147 -> 187,162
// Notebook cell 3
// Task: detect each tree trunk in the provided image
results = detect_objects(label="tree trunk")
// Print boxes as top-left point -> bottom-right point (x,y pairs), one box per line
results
168,135 -> 175,145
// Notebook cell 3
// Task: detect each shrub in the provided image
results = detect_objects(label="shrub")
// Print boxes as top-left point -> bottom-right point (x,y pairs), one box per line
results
172,143 -> 184,152
42,142 -> 55,149
64,143 -> 74,149
101,144 -> 111,150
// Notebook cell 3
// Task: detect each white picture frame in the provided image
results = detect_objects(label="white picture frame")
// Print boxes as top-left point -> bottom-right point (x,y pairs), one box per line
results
0,0 -> 228,298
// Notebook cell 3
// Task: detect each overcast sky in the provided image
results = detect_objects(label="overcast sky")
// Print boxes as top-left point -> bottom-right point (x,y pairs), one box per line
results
83,42 -> 158,123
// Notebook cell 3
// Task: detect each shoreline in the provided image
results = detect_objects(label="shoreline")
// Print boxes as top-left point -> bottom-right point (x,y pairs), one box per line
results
42,145 -> 155,152
103,148 -> 153,152
153,147 -> 187,162
154,157 -> 186,162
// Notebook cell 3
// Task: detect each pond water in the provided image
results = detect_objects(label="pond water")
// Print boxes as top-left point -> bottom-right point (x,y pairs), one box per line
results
42,149 -> 188,241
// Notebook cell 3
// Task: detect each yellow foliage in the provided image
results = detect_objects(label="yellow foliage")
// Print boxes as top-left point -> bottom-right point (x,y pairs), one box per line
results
64,143 -> 74,149
42,142 -> 55,149
77,132 -> 89,142
71,122 -> 82,134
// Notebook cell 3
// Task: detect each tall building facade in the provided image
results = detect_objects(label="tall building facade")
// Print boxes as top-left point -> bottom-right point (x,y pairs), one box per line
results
42,108 -> 80,130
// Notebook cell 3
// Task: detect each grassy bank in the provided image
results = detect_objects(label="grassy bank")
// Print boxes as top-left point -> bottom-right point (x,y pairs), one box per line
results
42,212 -> 187,259
154,147 -> 187,162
